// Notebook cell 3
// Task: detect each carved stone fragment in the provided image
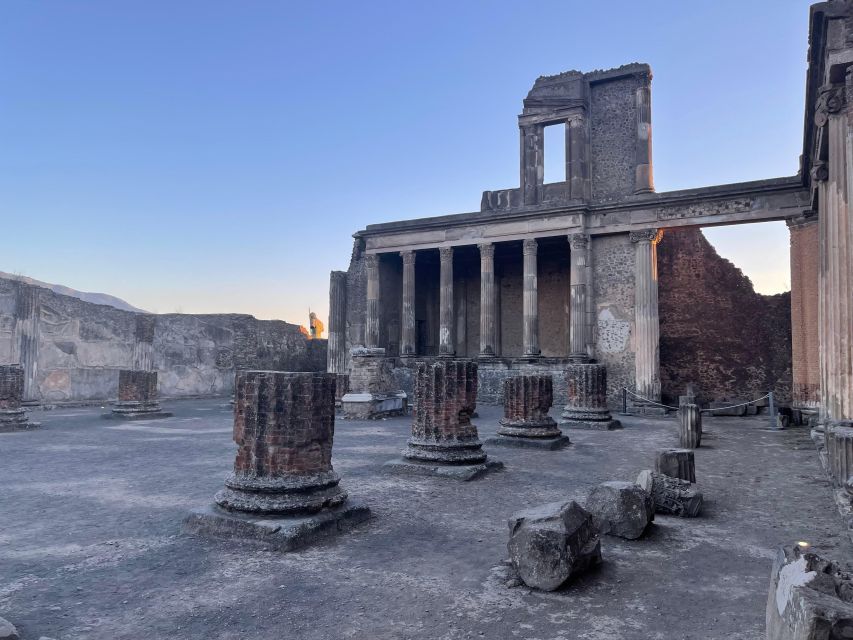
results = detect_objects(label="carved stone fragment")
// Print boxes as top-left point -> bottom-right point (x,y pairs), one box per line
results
655,448 -> 696,483
636,470 -> 703,517
584,481 -> 654,540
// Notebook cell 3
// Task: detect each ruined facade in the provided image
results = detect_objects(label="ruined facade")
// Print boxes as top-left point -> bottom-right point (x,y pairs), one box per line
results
0,276 -> 326,403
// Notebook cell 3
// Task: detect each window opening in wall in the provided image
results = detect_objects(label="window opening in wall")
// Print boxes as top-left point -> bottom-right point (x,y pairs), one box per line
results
543,123 -> 566,184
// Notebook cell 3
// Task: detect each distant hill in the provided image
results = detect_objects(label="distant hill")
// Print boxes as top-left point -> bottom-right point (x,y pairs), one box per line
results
0,271 -> 148,313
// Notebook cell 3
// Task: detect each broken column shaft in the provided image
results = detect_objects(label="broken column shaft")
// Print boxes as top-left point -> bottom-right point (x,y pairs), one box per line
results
487,375 -> 569,450
560,363 -> 620,430
0,364 -> 39,431
678,403 -> 702,449
108,369 -> 172,420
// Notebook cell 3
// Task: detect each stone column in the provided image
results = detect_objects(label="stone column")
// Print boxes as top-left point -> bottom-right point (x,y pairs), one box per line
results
15,284 -> 40,403
327,271 -> 349,405
827,425 -> 853,490
479,243 -> 496,358
520,124 -> 544,206
634,80 -> 654,194
631,229 -> 663,406
489,375 -> 568,449
522,238 -> 540,358
0,364 -> 38,431
678,404 -> 702,449
132,314 -> 156,371
400,251 -> 416,357
566,116 -> 589,200
365,254 -> 381,349
439,246 -> 455,357
816,76 -> 853,426
560,363 -> 620,430
568,233 -> 590,361
108,370 -> 172,420
787,215 -> 820,414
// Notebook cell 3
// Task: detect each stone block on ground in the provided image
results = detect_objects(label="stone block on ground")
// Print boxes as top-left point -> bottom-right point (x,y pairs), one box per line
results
655,448 -> 696,482
507,500 -> 601,591
637,470 -> 703,517
383,457 -> 503,481
0,617 -> 18,640
584,481 -> 654,540
766,544 -> 853,640
484,434 -> 570,450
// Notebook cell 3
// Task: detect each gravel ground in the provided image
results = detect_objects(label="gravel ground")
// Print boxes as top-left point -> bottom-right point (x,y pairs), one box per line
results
0,398 -> 849,640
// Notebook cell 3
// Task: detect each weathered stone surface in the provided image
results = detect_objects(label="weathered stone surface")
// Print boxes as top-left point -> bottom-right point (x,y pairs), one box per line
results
766,545 -> 853,640
496,374 -> 562,439
0,617 -> 19,640
0,364 -> 39,431
584,481 -> 654,540
107,369 -> 172,420
341,348 -> 406,419
655,448 -> 696,483
560,363 -> 621,430
507,500 -> 601,592
678,403 -> 702,449
403,359 -> 490,465
826,424 -> 853,489
636,470 -> 702,517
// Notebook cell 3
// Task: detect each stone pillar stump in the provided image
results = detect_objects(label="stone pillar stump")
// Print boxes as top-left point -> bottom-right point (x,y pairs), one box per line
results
0,364 -> 39,432
106,370 -> 172,420
678,404 -> 702,449
655,448 -> 696,483
184,371 -> 370,551
487,375 -> 569,450
827,424 -> 853,489
560,363 -> 620,430
385,359 -> 502,480
341,347 -> 407,419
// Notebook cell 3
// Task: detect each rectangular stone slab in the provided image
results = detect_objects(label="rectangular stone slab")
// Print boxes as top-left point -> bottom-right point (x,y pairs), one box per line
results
484,435 -> 570,450
559,419 -> 621,431
183,501 -> 371,552
102,411 -> 174,421
383,458 -> 503,481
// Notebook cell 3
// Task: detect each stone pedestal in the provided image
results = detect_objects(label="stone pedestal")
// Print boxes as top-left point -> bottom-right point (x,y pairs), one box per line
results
105,370 -> 172,420
678,403 -> 702,449
560,363 -> 620,430
486,375 -> 568,450
655,448 -> 696,483
826,424 -> 853,489
0,364 -> 39,432
341,348 -> 407,419
385,359 -> 502,480
184,371 -> 369,551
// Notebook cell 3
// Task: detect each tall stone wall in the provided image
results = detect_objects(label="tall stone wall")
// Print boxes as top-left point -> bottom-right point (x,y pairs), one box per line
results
0,277 -> 326,403
657,227 -> 792,406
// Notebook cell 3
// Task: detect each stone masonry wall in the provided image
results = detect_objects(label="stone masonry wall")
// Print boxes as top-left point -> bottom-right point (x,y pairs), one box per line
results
657,227 -> 792,406
590,74 -> 642,202
0,276 -> 326,403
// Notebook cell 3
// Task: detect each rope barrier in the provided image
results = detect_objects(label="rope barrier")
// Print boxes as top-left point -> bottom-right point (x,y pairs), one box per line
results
622,388 -> 680,410
621,388 -> 772,413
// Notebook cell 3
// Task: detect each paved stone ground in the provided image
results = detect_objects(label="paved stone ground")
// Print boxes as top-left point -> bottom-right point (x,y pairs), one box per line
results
1,399 -> 850,640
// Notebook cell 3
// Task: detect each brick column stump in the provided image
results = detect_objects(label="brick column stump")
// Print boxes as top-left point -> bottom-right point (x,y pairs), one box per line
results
560,363 -> 621,430
384,359 -> 502,481
485,375 -> 570,450
341,347 -> 407,419
184,371 -> 370,551
103,370 -> 173,420
0,364 -> 39,432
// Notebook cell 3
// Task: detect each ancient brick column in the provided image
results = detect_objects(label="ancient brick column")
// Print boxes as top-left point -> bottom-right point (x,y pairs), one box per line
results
110,369 -> 171,419
478,243 -> 497,358
215,371 -> 349,514
400,251 -> 416,357
404,359 -> 487,464
497,375 -> 562,439
788,216 -> 820,415
568,233 -> 590,362
439,247 -> 455,356
522,238 -> 540,358
0,364 -> 38,431
364,254 -> 381,349
630,228 -> 663,411
327,270 -> 349,405
634,77 -> 654,194
678,403 -> 702,449
560,363 -> 620,430
15,284 -> 40,402
132,314 -> 156,371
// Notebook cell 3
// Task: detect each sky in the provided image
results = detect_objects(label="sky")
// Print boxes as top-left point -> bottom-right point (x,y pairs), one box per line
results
0,0 -> 811,325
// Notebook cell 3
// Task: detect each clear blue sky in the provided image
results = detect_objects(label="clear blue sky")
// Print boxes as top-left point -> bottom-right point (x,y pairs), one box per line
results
1,1 -> 811,325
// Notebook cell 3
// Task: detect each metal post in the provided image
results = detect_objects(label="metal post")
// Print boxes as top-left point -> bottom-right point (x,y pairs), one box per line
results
621,388 -> 628,415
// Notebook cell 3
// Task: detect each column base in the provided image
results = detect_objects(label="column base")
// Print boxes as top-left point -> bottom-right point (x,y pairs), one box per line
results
496,418 -> 562,439
103,401 -> 173,421
383,457 -> 503,481
560,407 -> 621,430
340,392 -> 407,420
485,434 -> 570,450
0,408 -> 40,432
215,470 -> 348,515
403,436 -> 488,465
183,500 -> 371,552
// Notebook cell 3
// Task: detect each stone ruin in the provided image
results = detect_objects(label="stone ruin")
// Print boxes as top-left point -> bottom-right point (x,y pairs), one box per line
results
104,369 -> 172,420
560,362 -> 620,430
655,448 -> 696,483
0,364 -> 39,432
384,359 -> 502,481
340,347 -> 407,419
584,481 -> 654,540
485,374 -> 569,450
184,370 -> 369,551
678,402 -> 702,449
636,469 -> 703,518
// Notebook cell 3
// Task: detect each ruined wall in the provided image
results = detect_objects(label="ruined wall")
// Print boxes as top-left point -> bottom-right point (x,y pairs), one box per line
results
657,227 -> 792,406
0,277 -> 326,403
789,220 -> 820,409
590,74 -> 642,202
592,234 -> 636,406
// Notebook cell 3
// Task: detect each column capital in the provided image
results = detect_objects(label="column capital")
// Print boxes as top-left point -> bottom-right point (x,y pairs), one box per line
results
811,161 -> 829,183
439,246 -> 453,263
400,250 -> 416,266
567,233 -> 589,251
478,242 -> 494,258
522,238 -> 538,255
364,254 -> 379,268
815,83 -> 846,127
629,228 -> 663,245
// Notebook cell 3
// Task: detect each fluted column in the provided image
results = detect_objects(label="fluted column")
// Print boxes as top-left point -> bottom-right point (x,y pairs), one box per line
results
439,247 -> 455,356
479,243 -> 496,357
400,251 -> 416,357
520,125 -> 544,206
132,314 -> 156,371
568,233 -> 590,362
522,239 -> 540,358
631,229 -> 663,401
365,254 -> 380,349
634,79 -> 654,194
15,285 -> 40,402
327,271 -> 348,374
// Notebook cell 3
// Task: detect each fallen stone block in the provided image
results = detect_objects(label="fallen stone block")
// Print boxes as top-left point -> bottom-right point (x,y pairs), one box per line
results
507,500 -> 601,591
766,544 -> 853,640
0,617 -> 19,640
584,481 -> 654,540
655,448 -> 696,483
636,470 -> 703,517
